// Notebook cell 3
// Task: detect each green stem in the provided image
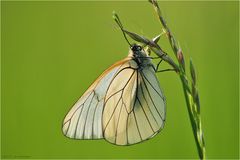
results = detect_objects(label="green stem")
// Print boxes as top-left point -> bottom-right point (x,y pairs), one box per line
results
180,75 -> 205,159
149,0 -> 206,159
112,1 -> 206,158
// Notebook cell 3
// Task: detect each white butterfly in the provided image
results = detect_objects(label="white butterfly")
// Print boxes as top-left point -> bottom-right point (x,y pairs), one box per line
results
62,44 -> 166,145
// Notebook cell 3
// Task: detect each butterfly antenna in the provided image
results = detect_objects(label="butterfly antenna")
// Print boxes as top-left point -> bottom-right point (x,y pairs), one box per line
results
113,12 -> 132,47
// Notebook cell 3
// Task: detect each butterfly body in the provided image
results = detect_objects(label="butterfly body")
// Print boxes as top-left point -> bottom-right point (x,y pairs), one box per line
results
63,44 -> 166,145
129,45 -> 152,70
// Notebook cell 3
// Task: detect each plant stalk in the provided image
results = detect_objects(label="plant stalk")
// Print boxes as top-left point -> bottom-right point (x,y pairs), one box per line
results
149,0 -> 206,159
113,0 -> 206,158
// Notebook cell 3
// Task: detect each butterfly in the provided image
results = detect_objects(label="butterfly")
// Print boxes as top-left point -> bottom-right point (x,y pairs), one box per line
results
62,43 -> 166,146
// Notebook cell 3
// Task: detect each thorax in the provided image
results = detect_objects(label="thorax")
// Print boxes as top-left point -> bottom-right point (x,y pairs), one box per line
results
128,49 -> 152,69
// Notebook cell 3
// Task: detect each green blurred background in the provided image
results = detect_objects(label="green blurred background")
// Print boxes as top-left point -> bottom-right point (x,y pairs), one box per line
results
1,1 -> 239,159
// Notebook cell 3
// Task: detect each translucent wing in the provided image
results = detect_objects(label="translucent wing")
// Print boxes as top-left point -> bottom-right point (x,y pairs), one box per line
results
103,60 -> 166,145
62,58 -> 132,139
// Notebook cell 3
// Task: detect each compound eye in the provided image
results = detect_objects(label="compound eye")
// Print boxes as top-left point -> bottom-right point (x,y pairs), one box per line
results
137,46 -> 142,51
131,45 -> 142,51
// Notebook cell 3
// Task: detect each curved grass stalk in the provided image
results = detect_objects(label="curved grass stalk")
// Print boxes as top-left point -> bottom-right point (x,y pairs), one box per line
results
149,1 -> 205,159
113,0 -> 206,159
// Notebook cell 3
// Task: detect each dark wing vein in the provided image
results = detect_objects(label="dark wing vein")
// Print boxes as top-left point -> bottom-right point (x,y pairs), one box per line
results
115,101 -> 124,143
63,61 -> 126,129
141,71 -> 164,100
139,75 -> 159,125
140,72 -> 164,121
91,100 -> 100,138
132,71 -> 142,140
105,89 -> 123,103
136,97 -> 154,133
133,109 -> 142,140
103,96 -> 122,132
126,69 -> 138,144
103,70 -> 136,131
82,92 -> 96,138
73,103 -> 84,138
104,67 -> 136,102
64,92 -> 93,125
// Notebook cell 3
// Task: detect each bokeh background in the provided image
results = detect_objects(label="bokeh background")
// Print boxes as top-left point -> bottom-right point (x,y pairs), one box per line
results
1,1 -> 239,159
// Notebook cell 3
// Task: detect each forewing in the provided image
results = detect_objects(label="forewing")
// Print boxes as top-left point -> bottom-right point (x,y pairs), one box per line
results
62,58 -> 132,139
103,63 -> 166,145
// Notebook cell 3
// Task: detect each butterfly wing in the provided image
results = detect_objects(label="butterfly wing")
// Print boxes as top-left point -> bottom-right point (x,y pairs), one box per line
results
103,60 -> 166,145
62,58 -> 132,139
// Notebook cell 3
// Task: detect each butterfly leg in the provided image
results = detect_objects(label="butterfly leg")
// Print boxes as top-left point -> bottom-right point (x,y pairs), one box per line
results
155,59 -> 163,71
156,68 -> 176,73
150,57 -> 161,59
138,56 -> 160,59
155,59 -> 176,73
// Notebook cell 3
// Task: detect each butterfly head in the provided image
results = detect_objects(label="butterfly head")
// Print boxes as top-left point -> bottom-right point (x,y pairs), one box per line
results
131,44 -> 142,52
129,44 -> 151,65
